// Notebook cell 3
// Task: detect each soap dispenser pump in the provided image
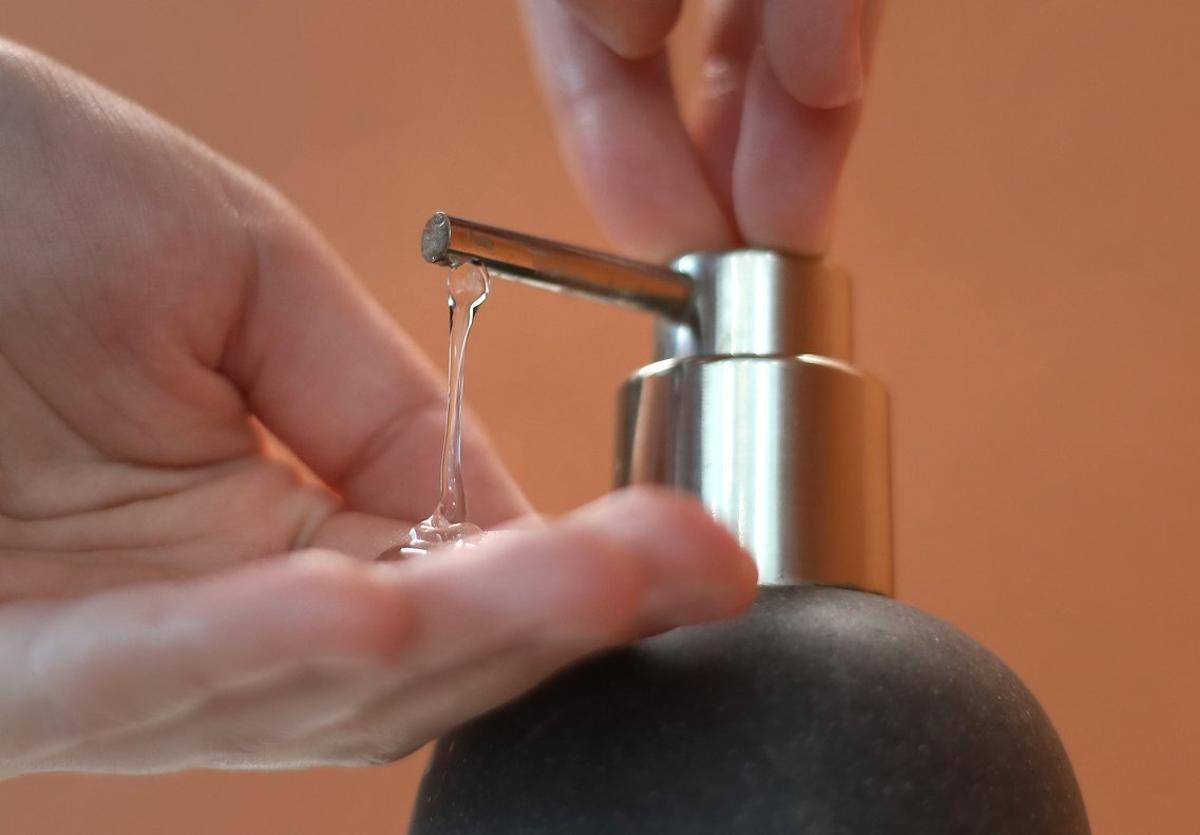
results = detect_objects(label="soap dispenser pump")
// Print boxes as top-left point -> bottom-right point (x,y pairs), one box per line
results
409,214 -> 1089,835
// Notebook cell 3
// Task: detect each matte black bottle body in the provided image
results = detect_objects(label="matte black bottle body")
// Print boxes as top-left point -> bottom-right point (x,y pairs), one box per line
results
412,586 -> 1089,834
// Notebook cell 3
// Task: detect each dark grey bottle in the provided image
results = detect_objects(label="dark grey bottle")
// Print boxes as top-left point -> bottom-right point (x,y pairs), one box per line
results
409,216 -> 1089,834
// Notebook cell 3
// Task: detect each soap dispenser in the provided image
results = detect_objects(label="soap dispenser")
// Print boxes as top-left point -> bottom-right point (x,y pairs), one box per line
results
409,214 -> 1090,834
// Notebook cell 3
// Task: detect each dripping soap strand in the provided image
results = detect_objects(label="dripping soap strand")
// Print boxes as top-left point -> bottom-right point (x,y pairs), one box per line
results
379,260 -> 489,560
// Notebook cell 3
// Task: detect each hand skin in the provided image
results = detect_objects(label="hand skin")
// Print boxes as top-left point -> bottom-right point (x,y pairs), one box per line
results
0,42 -> 757,776
522,0 -> 886,260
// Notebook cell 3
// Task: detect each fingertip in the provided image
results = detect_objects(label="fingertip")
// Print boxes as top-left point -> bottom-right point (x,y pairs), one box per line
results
733,50 -> 860,254
765,37 -> 865,111
761,0 -> 866,110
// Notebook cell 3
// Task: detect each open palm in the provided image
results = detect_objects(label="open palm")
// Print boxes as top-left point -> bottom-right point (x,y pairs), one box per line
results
0,43 -> 754,775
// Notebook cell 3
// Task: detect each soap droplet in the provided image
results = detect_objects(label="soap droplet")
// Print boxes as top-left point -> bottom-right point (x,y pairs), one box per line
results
377,519 -> 485,562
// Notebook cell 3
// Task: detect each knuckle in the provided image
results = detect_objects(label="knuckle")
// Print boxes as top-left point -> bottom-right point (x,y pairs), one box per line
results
217,729 -> 280,760
365,744 -> 413,766
286,551 -> 418,662
546,524 -> 646,637
0,43 -> 59,158
325,737 -> 417,767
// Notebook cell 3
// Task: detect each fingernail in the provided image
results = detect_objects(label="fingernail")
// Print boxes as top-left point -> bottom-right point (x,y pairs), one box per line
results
843,35 -> 866,103
822,35 -> 865,108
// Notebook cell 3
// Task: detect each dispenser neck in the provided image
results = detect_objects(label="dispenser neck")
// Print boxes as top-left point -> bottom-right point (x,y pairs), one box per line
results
658,251 -> 853,361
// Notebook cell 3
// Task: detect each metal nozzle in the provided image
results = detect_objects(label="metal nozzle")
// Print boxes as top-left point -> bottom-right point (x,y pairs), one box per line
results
421,212 -> 692,321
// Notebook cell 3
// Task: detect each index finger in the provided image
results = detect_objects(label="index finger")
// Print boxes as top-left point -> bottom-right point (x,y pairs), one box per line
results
521,0 -> 734,260
728,0 -> 886,250
216,172 -> 529,528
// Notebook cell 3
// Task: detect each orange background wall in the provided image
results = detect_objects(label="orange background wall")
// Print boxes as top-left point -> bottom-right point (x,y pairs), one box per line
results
1,2 -> 1196,833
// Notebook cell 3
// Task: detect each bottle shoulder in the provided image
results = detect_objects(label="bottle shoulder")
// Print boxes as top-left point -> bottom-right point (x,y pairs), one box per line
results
415,585 -> 1090,835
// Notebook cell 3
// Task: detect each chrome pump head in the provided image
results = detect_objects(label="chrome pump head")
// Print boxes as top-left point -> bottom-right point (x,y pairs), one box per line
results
422,212 -> 892,594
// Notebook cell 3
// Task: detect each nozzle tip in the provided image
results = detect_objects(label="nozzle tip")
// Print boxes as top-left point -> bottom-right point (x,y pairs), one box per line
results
422,212 -> 451,264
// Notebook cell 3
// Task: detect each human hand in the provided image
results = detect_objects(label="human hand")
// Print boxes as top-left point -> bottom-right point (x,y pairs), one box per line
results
522,0 -> 884,260
0,43 -> 756,775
